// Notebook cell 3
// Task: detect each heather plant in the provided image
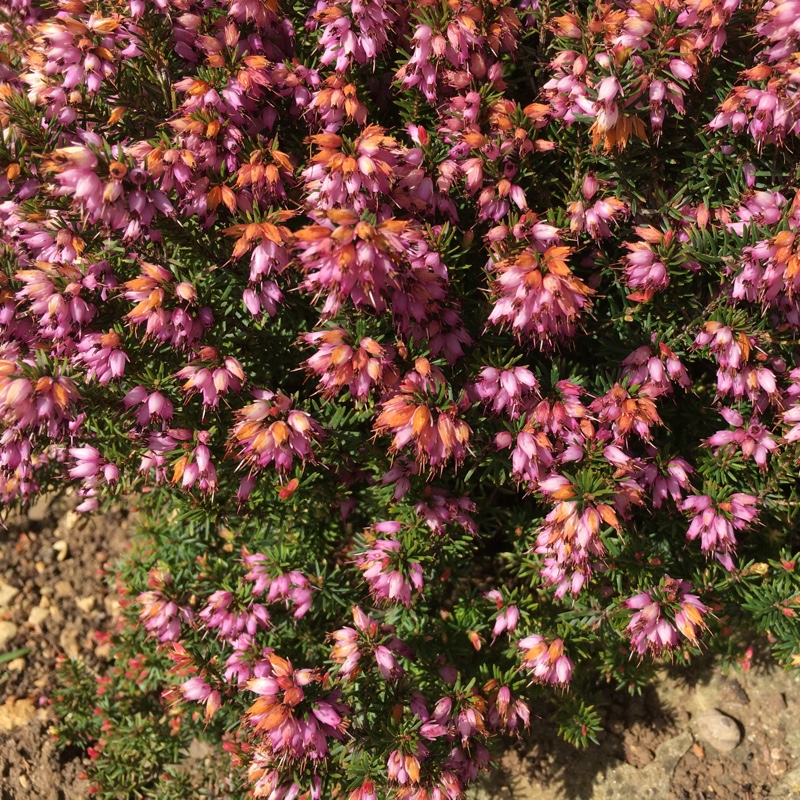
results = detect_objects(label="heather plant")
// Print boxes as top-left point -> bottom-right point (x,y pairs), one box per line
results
3,0 -> 800,797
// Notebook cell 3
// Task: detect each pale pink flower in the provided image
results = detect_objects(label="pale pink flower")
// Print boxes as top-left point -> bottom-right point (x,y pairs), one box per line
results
625,576 -> 708,657
518,635 -> 573,685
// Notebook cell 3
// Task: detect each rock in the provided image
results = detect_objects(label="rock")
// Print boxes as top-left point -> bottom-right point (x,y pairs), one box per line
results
27,606 -> 49,626
694,709 -> 742,753
55,512 -> 80,537
52,539 -> 69,562
75,595 -> 96,613
7,657 -> 25,672
59,626 -> 80,660
95,643 -> 112,659
0,698 -> 37,732
0,579 -> 19,608
54,579 -> 74,599
104,596 -> 121,617
0,620 -> 19,649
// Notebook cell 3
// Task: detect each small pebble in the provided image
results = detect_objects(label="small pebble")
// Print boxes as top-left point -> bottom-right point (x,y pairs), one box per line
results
0,620 -> 18,649
52,540 -> 69,561
7,657 -> 25,672
75,596 -> 96,613
27,606 -> 49,626
695,709 -> 743,753
0,580 -> 19,609
54,579 -> 74,599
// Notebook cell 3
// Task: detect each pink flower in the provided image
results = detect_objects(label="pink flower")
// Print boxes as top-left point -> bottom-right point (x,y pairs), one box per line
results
589,383 -> 663,443
355,530 -> 424,606
228,390 -> 322,473
487,685 -> 530,733
122,386 -> 174,427
303,327 -> 397,402
374,645 -> 403,680
243,554 -> 313,618
625,576 -> 708,657
682,493 -> 758,570
199,589 -> 270,643
488,244 -> 594,348
176,348 -> 245,408
138,569 -> 194,643
374,359 -> 471,469
708,411 -> 777,468
536,496 -> 618,598
623,239 -> 669,298
518,635 -> 573,685
472,366 -> 539,419
491,604 -> 520,639
73,331 -> 128,385
246,654 -> 346,761
181,676 -> 221,720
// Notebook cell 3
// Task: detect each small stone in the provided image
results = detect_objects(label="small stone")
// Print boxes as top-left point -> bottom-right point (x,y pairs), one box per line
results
0,698 -> 36,732
59,626 -> 80,660
0,580 -> 19,608
7,657 -> 25,672
0,620 -> 18,649
104,596 -> 121,617
34,561 -> 46,574
49,605 -> 64,624
54,579 -> 74,598
76,595 -> 96,613
18,774 -> 28,789
771,757 -> 789,777
694,709 -> 742,753
27,606 -> 49,626
39,595 -> 51,609
56,511 -> 80,536
95,643 -> 112,659
53,539 -> 69,561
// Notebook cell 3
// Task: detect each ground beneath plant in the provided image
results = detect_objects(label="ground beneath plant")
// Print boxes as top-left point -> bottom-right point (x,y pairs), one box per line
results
1,501 -> 800,800
0,494 -> 129,800
474,656 -> 800,800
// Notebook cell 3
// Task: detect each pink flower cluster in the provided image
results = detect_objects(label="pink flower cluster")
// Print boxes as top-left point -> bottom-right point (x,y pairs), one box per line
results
625,576 -> 709,658
246,654 -> 347,762
682,493 -> 758,570
355,522 -> 424,606
518,635 -> 573,686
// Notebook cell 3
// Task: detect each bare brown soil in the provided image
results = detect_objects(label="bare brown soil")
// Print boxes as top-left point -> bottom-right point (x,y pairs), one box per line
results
0,495 -> 129,800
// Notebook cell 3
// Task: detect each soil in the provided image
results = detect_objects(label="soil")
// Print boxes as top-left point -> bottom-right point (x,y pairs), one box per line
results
0,493 -> 129,800
476,655 -> 800,800
1,498 -> 799,800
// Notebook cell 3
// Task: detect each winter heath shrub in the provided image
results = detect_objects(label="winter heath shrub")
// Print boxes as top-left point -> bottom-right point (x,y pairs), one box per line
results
3,0 -> 800,797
